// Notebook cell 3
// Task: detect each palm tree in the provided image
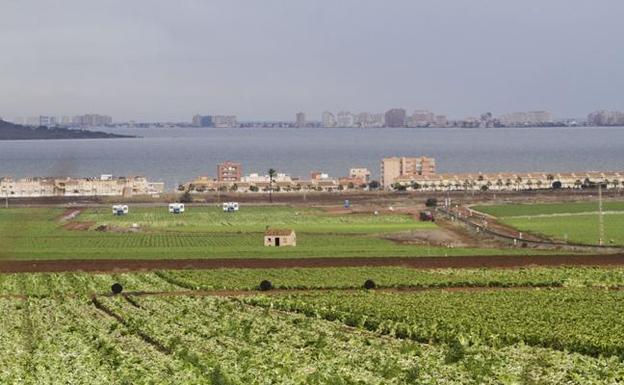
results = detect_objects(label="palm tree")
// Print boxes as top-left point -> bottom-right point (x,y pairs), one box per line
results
268,168 -> 276,203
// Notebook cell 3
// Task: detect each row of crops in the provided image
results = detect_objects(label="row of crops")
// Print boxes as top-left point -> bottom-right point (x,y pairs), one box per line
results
3,294 -> 623,384
6,266 -> 624,296
247,288 -> 624,358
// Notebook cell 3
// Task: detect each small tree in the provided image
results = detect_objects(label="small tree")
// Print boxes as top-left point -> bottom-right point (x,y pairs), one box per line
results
268,168 -> 276,203
179,189 -> 192,203
393,183 -> 407,192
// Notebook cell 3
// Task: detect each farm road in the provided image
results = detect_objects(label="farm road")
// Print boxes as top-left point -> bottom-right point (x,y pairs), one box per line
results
2,254 -> 624,273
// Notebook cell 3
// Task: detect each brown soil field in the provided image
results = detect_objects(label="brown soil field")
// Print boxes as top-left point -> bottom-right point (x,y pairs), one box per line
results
2,254 -> 624,273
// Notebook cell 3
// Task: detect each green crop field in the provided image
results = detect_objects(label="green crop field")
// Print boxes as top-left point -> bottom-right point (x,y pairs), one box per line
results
249,288 -> 624,359
4,266 -> 624,297
472,201 -> 624,245
3,266 -> 624,383
0,205 -> 552,260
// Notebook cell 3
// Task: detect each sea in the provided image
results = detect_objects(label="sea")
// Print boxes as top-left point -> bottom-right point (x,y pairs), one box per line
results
1,126 -> 623,190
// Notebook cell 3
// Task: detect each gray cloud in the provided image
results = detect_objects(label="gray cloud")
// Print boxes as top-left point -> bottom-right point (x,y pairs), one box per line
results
1,0 -> 623,121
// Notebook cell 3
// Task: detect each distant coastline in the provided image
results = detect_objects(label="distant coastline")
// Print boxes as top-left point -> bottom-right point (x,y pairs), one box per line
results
0,120 -> 135,140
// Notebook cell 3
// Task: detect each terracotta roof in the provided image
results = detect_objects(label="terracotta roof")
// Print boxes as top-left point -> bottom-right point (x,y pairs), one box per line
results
265,229 -> 295,236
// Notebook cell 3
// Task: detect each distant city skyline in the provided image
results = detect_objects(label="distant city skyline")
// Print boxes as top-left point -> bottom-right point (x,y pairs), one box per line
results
2,1 -> 623,121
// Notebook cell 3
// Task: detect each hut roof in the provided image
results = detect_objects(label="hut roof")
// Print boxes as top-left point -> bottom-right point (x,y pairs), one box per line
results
264,229 -> 295,236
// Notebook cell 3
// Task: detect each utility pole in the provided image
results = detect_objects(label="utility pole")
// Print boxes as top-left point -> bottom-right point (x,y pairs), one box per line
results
598,182 -> 605,246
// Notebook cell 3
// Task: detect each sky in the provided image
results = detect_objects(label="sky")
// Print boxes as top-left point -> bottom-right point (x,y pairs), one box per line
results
1,0 -> 623,122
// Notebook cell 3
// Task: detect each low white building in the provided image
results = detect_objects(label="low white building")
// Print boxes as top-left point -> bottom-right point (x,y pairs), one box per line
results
392,171 -> 624,192
0,176 -> 164,198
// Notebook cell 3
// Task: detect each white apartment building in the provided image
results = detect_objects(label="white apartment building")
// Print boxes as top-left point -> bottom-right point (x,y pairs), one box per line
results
322,111 -> 337,128
336,111 -> 355,127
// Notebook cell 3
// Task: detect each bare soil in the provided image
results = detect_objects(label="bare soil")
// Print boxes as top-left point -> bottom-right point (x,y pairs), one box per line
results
2,254 -> 624,273
384,229 -> 470,247
62,221 -> 95,231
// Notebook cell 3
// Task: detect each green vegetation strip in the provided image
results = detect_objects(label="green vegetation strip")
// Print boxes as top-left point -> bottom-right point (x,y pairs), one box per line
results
246,288 -> 624,359
473,201 -> 624,218
5,266 -> 624,297
0,206 -> 555,259
472,201 -> 624,245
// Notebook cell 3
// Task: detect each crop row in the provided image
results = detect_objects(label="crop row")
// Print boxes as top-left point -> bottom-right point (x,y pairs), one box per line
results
98,294 -> 624,384
6,266 -> 624,297
0,297 -> 202,384
246,288 -> 624,359
157,266 -> 624,291
2,292 -> 624,383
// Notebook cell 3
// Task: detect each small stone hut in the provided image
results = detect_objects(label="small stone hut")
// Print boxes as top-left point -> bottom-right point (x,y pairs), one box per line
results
264,229 -> 296,247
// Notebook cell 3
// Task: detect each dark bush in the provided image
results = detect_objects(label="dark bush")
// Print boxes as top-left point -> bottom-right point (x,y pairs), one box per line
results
111,283 -> 123,295
363,279 -> 376,290
425,198 -> 438,207
259,280 -> 273,291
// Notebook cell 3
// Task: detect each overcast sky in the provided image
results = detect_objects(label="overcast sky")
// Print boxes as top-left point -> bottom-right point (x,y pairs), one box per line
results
1,0 -> 623,121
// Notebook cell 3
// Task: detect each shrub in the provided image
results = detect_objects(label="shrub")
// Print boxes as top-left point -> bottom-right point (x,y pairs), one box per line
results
111,283 -> 123,295
259,280 -> 273,291
425,198 -> 437,207
363,279 -> 376,290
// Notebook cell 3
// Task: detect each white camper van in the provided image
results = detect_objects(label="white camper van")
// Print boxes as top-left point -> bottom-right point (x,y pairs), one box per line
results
112,205 -> 129,215
222,202 -> 239,212
168,203 -> 185,214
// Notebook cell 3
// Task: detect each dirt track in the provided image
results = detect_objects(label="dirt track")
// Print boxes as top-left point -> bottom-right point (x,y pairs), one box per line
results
2,254 -> 624,273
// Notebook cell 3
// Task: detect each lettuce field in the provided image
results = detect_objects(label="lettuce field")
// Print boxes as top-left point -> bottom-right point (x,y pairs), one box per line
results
473,201 -> 624,245
0,205 -> 549,260
2,266 -> 624,383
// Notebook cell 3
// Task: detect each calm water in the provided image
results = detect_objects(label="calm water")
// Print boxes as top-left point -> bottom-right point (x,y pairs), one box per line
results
1,126 -> 623,190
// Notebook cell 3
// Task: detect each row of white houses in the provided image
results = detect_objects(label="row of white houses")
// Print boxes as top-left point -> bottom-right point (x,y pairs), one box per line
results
0,175 -> 164,198
392,171 -> 624,191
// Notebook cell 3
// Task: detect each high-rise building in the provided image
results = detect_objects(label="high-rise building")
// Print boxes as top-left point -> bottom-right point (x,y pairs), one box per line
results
434,115 -> 448,127
384,108 -> 406,127
212,115 -> 237,128
217,161 -> 242,182
500,111 -> 553,126
336,111 -> 355,127
408,110 -> 435,127
587,110 -> 624,126
193,115 -> 237,128
296,112 -> 306,128
349,168 -> 371,183
322,111 -> 336,127
72,114 -> 112,127
380,156 -> 436,188
39,116 -> 52,127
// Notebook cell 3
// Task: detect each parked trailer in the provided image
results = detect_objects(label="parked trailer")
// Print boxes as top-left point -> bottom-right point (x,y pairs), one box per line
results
169,203 -> 185,214
222,202 -> 239,212
112,205 -> 129,215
